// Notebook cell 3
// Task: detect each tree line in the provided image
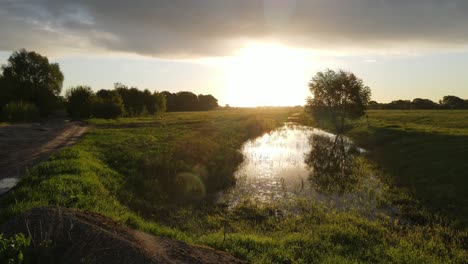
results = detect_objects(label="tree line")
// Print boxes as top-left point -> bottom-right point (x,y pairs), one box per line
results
368,96 -> 468,110
161,91 -> 218,111
0,49 -> 219,121
66,84 -> 166,119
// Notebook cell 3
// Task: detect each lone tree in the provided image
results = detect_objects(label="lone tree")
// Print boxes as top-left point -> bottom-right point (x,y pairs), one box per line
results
1,49 -> 64,116
306,69 -> 371,133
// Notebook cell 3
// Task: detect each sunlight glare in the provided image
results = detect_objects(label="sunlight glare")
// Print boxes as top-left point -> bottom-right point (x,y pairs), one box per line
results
222,42 -> 320,107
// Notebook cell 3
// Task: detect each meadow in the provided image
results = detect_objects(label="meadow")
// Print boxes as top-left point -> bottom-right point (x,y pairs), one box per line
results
350,110 -> 468,227
0,108 -> 467,263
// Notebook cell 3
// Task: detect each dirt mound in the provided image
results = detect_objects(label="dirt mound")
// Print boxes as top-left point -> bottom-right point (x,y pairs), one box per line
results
0,207 -> 245,264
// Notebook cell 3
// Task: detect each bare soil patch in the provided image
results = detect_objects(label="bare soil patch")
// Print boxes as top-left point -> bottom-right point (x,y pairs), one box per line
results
0,207 -> 245,264
0,119 -> 88,194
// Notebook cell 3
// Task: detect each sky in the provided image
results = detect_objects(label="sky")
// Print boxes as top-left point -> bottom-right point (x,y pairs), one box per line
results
0,0 -> 467,106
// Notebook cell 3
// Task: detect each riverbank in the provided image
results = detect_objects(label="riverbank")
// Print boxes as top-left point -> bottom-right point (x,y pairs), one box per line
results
339,110 -> 468,228
1,108 -> 466,263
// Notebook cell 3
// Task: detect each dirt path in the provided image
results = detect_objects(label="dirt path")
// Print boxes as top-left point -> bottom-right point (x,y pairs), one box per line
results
0,119 -> 88,195
134,231 -> 245,264
1,207 -> 245,264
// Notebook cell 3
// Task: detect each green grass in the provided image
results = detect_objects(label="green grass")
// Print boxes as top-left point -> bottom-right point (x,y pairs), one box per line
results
1,108 -> 467,263
0,107 -> 290,215
345,110 -> 468,227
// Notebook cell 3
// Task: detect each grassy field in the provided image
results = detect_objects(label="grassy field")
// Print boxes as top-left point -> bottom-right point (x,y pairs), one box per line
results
348,110 -> 468,227
1,108 -> 467,263
0,108 -> 291,219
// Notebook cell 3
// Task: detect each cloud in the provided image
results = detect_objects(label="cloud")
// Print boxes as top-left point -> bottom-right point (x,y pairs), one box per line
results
1,0 -> 468,58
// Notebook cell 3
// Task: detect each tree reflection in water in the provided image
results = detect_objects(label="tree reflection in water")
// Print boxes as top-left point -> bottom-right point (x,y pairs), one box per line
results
305,134 -> 363,194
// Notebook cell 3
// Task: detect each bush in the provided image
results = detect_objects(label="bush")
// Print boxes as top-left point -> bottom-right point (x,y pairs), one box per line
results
65,86 -> 95,118
154,92 -> 166,114
93,89 -> 125,119
2,101 -> 39,122
0,233 -> 31,264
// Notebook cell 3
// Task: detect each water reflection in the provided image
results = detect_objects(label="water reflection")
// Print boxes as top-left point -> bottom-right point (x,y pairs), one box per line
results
220,123 -> 315,206
219,123 -> 386,213
305,134 -> 362,194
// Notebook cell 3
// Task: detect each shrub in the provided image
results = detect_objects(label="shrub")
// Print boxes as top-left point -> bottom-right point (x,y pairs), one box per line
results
93,89 -> 125,119
65,86 -> 95,118
154,92 -> 166,114
0,233 -> 31,264
2,101 -> 39,122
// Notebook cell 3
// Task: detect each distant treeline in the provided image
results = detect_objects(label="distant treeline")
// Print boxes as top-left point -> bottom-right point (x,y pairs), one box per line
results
161,91 -> 218,111
0,49 -> 219,121
369,96 -> 468,110
66,86 -> 219,118
66,83 -> 166,119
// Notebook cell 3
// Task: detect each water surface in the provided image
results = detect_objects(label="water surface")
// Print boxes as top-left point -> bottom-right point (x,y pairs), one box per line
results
220,123 -> 386,213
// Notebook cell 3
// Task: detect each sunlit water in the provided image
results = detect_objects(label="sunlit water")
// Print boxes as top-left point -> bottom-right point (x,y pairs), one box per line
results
218,123 -> 388,214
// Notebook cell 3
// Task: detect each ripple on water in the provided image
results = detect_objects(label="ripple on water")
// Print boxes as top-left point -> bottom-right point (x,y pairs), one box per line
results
218,123 -> 390,215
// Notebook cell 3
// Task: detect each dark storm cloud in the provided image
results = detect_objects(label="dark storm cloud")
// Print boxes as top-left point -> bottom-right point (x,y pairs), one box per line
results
1,0 -> 468,57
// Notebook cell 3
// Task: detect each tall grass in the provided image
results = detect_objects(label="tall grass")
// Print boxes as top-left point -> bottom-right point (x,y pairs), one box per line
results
2,101 -> 39,122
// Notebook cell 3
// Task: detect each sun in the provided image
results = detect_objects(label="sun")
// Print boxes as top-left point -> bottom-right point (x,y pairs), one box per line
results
221,42 -> 320,107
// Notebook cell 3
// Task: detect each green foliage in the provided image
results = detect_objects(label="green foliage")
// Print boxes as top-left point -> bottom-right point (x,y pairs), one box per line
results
198,94 -> 219,110
154,92 -> 166,113
307,69 -> 371,133
368,96 -> 467,110
0,49 -> 64,116
114,83 -> 144,116
174,91 -> 198,111
114,83 -> 165,116
161,91 -> 218,111
2,101 -> 39,122
387,100 -> 412,110
65,86 -> 96,118
440,95 -> 466,109
65,84 -> 166,119
93,89 -> 125,119
0,233 -> 31,264
0,77 -> 13,116
411,98 -> 438,109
